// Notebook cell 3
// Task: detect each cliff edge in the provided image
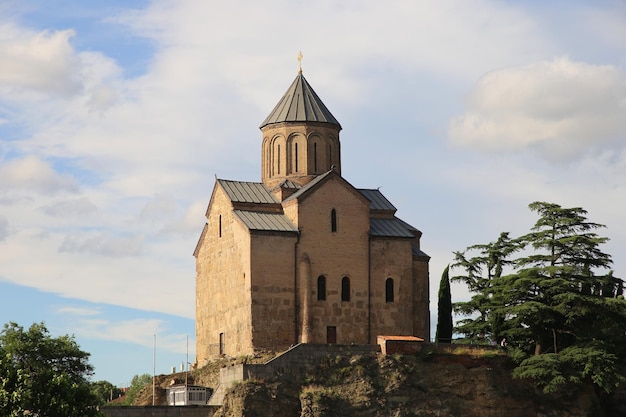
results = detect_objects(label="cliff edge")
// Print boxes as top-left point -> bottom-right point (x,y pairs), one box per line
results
216,346 -> 625,417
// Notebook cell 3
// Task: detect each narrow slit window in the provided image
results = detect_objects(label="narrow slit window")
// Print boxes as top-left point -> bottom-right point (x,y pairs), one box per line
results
317,276 -> 326,301
277,144 -> 281,175
314,142 -> 318,172
219,215 -> 222,238
331,209 -> 337,232
341,277 -> 350,302
295,143 -> 299,172
385,278 -> 394,302
329,144 -> 332,168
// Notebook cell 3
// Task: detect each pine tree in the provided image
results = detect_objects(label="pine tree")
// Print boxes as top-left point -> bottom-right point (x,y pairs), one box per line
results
504,202 -> 625,393
451,232 -> 519,344
452,202 -> 626,393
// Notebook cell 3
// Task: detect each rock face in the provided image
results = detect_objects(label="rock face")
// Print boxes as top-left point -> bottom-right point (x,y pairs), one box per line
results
214,351 -> 618,417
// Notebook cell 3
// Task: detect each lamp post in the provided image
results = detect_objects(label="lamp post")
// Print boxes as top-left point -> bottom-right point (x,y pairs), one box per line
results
153,334 -> 156,406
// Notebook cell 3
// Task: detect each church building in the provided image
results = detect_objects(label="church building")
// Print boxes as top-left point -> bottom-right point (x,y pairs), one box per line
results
194,69 -> 430,366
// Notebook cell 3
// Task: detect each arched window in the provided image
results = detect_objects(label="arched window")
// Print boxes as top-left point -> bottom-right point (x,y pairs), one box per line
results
331,209 -> 337,232
385,278 -> 394,302
317,276 -> 326,301
219,215 -> 222,238
341,277 -> 350,302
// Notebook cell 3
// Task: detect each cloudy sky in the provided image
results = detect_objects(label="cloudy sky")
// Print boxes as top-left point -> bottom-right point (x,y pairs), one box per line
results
1,0 -> 624,385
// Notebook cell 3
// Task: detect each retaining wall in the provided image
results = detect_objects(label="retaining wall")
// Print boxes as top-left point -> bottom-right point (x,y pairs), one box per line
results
101,406 -> 216,417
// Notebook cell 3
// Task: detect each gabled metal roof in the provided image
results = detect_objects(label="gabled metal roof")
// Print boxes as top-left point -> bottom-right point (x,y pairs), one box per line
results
260,73 -> 341,129
282,169 -> 335,203
370,218 -> 416,238
358,189 -> 397,211
233,210 -> 298,233
218,180 -> 278,204
275,179 -> 302,190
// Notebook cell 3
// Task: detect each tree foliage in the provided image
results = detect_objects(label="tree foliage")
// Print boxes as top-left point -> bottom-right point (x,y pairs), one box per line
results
119,373 -> 152,405
90,380 -> 124,405
0,322 -> 101,416
452,202 -> 626,393
435,265 -> 453,343
451,231 -> 520,344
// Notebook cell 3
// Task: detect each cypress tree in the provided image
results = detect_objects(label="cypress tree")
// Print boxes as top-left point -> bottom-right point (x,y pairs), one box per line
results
435,265 -> 453,343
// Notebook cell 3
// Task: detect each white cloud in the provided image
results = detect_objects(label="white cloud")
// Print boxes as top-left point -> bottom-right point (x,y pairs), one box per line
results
580,5 -> 626,51
138,195 -> 178,225
40,197 -> 98,217
0,155 -> 78,195
74,318 -> 194,354
59,231 -> 144,257
0,25 -> 81,96
0,215 -> 8,241
159,200 -> 206,236
448,57 -> 626,161
2,0 -> 625,325
58,306 -> 102,316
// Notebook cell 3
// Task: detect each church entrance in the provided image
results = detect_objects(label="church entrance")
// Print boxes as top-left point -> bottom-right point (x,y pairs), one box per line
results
326,326 -> 336,344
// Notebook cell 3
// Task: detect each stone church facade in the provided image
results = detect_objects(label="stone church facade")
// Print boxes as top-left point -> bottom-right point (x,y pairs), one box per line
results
194,71 -> 430,367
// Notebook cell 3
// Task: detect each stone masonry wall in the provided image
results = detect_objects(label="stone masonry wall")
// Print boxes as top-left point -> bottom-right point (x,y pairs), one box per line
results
412,257 -> 430,339
222,343 -> 379,388
249,232 -> 297,350
196,186 -> 253,366
196,173 -> 430,363
295,176 -> 372,344
261,123 -> 341,189
101,406 -> 216,417
369,238 -> 416,341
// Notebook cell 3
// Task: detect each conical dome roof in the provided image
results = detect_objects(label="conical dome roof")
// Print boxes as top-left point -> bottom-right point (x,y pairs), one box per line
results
260,72 -> 341,129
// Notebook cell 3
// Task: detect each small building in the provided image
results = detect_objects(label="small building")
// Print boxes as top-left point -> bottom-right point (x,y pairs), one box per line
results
166,385 -> 210,406
377,335 -> 425,355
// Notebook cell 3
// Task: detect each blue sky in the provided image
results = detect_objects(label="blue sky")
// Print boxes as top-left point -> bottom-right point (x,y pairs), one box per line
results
1,0 -> 625,385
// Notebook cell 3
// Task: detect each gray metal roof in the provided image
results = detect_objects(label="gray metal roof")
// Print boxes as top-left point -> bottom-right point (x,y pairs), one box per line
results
275,179 -> 302,190
370,218 -> 416,238
412,247 -> 430,258
358,189 -> 397,211
260,73 -> 341,129
218,180 -> 278,204
396,217 -> 420,234
233,210 -> 298,233
282,169 -> 335,203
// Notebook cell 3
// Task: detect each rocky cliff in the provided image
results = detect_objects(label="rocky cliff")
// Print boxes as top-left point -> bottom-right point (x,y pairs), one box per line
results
214,348 -> 626,417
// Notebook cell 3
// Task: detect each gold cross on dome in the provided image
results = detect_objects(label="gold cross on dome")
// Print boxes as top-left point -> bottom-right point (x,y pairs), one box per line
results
297,51 -> 303,73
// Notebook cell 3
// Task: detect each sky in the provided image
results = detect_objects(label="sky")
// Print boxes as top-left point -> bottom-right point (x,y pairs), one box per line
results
0,0 -> 625,386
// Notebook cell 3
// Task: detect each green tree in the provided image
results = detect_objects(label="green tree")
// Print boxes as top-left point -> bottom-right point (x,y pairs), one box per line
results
435,265 -> 453,343
120,373 -> 152,405
452,202 -> 626,393
90,380 -> 123,405
0,322 -> 101,416
451,232 -> 519,344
